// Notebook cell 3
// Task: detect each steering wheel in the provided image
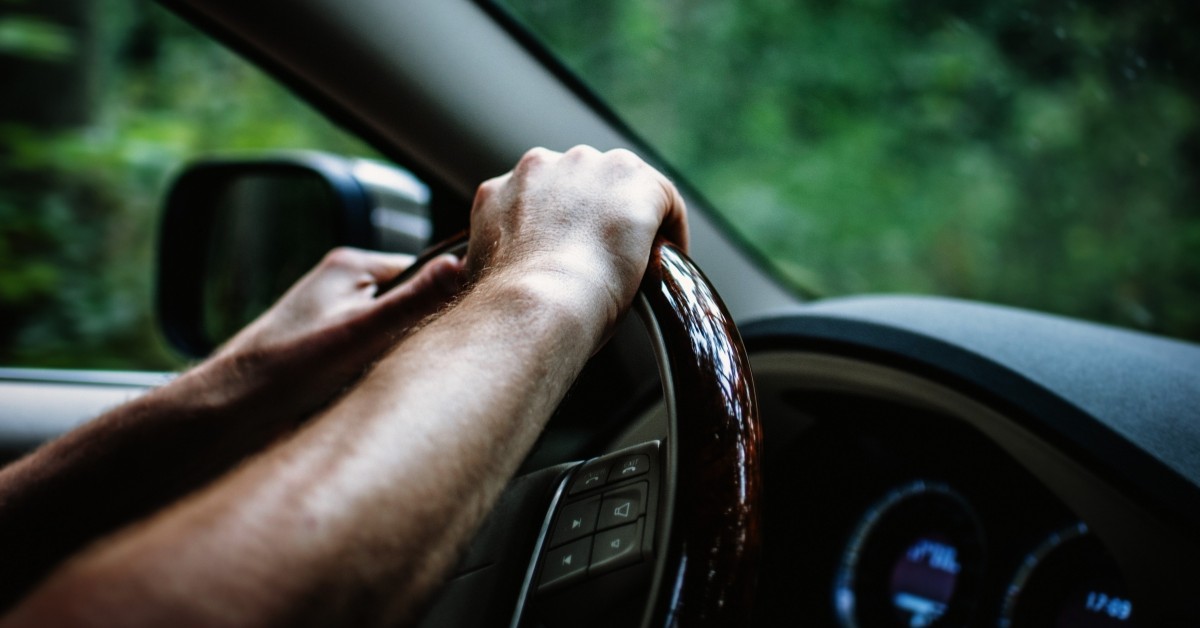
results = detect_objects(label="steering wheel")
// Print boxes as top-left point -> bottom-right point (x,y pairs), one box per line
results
396,235 -> 763,627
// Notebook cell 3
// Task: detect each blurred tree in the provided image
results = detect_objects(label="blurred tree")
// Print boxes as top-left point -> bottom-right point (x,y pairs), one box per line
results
0,0 -> 106,364
0,0 -> 100,126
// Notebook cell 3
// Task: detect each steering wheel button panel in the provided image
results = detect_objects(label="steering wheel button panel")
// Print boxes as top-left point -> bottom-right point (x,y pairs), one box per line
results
521,441 -> 664,620
597,483 -> 647,530
550,498 -> 600,547
589,519 -> 645,575
539,537 -> 593,592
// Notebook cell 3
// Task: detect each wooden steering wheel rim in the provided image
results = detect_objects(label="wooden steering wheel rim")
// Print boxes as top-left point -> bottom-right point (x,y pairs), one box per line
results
636,238 -> 762,627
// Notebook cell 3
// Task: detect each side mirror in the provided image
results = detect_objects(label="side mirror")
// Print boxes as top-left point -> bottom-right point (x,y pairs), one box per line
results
157,152 -> 432,358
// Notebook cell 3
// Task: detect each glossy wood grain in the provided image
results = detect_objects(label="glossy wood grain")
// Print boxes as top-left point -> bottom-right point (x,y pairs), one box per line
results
637,239 -> 763,627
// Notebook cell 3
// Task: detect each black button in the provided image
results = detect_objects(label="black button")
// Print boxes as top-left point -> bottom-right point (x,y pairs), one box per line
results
590,519 -> 643,574
609,454 -> 650,480
597,482 -> 646,530
569,465 -> 609,495
539,537 -> 591,592
550,498 -> 600,547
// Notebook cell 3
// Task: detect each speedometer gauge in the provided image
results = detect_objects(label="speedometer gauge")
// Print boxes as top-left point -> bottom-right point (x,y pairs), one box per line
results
835,480 -> 985,628
1000,522 -> 1134,627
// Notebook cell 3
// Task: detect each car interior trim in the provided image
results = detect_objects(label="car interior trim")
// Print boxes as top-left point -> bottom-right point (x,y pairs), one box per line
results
744,301 -> 1200,528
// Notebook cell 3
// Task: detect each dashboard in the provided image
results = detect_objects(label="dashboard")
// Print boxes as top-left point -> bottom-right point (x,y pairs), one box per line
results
754,385 -> 1131,626
738,297 -> 1200,628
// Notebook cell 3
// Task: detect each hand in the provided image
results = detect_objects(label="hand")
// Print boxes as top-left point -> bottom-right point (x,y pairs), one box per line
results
0,149 -> 686,627
218,247 -> 461,359
465,146 -> 687,339
200,247 -> 463,420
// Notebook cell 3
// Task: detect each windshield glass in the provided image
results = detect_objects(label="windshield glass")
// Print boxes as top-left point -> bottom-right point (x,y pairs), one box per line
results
497,0 -> 1199,341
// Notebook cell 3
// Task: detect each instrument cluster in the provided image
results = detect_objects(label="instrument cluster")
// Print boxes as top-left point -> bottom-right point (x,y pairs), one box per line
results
752,392 -> 1135,627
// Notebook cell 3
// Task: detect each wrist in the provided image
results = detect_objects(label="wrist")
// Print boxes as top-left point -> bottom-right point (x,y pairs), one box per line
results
167,353 -> 258,416
472,264 -> 615,353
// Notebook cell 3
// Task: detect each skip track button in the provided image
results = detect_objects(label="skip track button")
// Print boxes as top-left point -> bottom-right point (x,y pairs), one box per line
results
549,498 -> 600,547
538,537 -> 592,592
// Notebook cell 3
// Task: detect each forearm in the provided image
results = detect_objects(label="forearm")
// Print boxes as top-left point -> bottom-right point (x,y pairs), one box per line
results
4,271 -> 603,627
0,354 -> 307,608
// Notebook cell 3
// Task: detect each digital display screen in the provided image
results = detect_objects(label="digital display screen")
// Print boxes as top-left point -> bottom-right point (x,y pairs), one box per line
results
888,535 -> 961,627
1054,582 -> 1134,627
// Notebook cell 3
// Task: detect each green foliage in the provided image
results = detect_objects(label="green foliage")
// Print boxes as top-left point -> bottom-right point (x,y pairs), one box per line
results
0,15 -> 74,61
0,1 -> 377,369
504,0 -> 1200,340
2,0 -> 1197,373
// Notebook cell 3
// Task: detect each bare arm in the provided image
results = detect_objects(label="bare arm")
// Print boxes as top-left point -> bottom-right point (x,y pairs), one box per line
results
2,146 -> 687,627
0,249 -> 461,609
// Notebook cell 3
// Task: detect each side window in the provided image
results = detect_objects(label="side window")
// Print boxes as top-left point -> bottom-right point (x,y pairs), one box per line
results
0,1 -> 379,370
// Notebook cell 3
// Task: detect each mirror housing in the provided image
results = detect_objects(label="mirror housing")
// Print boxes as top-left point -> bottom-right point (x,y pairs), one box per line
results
157,152 -> 431,358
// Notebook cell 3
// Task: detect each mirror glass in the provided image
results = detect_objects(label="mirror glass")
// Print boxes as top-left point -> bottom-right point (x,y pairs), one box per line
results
201,171 -> 340,346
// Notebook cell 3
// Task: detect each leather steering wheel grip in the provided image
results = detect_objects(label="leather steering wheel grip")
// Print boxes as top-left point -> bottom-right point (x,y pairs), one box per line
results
636,238 -> 763,627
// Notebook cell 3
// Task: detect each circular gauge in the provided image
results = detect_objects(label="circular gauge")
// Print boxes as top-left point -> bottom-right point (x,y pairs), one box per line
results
835,480 -> 985,628
1000,523 -> 1134,628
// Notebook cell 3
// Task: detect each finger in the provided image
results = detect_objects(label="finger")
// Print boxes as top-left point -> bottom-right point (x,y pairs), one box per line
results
352,250 -> 418,284
372,254 -> 464,319
604,150 -> 689,252
657,175 -> 689,253
417,254 -> 465,296
313,248 -> 417,292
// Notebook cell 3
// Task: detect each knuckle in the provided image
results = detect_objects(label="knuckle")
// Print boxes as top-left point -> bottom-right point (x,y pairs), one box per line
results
321,247 -> 360,269
564,144 -> 599,159
473,174 -> 508,211
471,187 -> 487,210
518,146 -> 554,168
606,147 -> 642,165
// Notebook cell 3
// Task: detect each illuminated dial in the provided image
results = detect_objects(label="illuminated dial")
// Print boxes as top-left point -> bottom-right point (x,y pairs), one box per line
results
835,480 -> 984,628
1000,523 -> 1134,628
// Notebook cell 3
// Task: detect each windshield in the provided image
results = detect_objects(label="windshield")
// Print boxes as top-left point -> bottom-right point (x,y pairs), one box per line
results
496,0 -> 1199,342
